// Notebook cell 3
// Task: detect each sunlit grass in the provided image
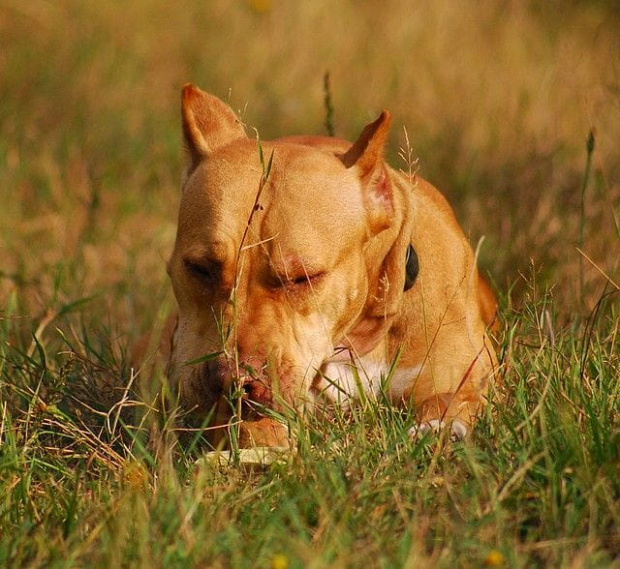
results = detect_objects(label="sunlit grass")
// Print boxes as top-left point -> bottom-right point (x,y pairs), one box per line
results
0,0 -> 619,566
1,297 -> 619,565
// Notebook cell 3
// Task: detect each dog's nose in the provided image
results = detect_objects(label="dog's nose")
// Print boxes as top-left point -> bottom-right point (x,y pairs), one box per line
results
204,356 -> 233,389
243,378 -> 272,406
204,355 -> 270,402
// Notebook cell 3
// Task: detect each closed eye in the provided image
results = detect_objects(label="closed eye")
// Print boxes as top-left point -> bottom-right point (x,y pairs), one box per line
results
286,271 -> 326,288
184,258 -> 221,284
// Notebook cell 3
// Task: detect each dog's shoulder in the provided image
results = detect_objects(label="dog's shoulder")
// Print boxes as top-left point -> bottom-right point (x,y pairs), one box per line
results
393,171 -> 458,222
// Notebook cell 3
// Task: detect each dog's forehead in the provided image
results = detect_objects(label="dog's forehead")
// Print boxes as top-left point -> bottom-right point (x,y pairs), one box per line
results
262,145 -> 368,258
179,140 -> 366,256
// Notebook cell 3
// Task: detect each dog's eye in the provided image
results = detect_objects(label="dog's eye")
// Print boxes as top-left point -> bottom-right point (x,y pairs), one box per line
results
184,259 -> 220,284
287,272 -> 325,288
266,267 -> 326,291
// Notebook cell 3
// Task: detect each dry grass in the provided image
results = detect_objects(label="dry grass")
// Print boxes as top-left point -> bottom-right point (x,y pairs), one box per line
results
1,0 -> 618,324
0,1 -> 619,566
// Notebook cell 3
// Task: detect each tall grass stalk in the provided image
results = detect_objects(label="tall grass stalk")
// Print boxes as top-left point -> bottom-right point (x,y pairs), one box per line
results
323,71 -> 335,137
579,130 -> 596,305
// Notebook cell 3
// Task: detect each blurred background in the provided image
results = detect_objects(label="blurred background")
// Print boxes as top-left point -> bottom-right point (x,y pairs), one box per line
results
1,0 -> 618,340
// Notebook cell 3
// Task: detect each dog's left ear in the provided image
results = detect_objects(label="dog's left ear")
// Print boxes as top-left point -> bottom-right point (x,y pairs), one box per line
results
341,111 -> 393,235
181,84 -> 247,176
340,112 -> 418,348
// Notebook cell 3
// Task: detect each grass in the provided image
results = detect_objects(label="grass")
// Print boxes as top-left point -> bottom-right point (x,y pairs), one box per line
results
1,0 -> 619,566
1,301 -> 619,566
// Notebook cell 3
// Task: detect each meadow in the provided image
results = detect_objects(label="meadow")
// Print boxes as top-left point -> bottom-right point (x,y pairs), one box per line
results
1,0 -> 619,566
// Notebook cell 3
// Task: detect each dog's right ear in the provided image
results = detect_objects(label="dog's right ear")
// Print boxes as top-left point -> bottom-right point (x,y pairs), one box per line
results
181,84 -> 247,172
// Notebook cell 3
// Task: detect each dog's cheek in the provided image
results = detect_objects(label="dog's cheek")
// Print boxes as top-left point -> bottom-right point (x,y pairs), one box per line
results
171,319 -> 220,377
336,268 -> 370,329
303,276 -> 367,349
276,312 -> 334,384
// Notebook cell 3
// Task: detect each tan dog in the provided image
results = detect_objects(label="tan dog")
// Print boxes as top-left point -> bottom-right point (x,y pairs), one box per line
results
163,84 -> 497,447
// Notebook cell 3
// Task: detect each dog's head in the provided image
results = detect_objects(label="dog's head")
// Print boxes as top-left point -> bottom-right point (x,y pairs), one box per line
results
167,85 -> 412,445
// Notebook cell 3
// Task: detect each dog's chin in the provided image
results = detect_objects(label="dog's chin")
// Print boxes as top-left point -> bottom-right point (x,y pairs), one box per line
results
238,417 -> 290,448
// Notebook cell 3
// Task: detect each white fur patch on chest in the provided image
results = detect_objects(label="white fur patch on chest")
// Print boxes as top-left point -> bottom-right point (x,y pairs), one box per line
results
318,359 -> 423,408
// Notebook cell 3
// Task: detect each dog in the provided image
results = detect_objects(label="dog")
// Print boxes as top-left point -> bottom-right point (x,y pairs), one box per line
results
161,84 -> 498,448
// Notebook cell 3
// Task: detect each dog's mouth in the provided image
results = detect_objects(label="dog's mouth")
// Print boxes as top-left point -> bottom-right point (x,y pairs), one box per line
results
196,354 -> 299,448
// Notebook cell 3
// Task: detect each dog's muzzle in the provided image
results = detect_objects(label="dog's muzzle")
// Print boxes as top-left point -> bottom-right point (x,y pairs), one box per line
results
203,354 -> 274,408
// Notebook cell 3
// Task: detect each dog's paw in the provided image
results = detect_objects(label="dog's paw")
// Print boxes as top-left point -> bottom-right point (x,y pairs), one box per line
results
408,418 -> 468,441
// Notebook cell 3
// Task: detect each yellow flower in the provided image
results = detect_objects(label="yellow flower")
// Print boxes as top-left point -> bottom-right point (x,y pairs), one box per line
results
271,553 -> 288,569
484,549 -> 505,566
